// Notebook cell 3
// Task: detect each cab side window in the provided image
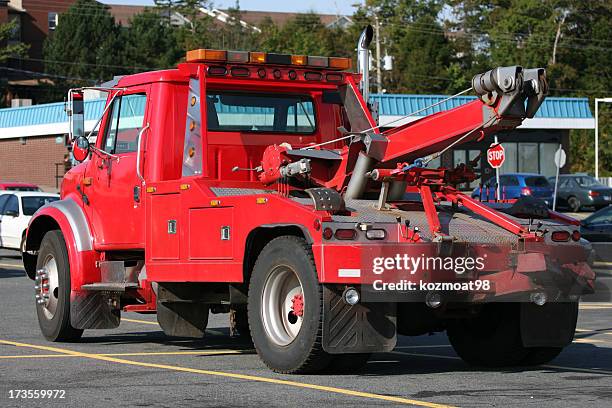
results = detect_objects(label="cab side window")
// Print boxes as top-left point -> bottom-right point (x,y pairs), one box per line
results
103,93 -> 147,154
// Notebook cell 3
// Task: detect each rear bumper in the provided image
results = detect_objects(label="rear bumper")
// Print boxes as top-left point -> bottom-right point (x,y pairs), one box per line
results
313,240 -> 595,302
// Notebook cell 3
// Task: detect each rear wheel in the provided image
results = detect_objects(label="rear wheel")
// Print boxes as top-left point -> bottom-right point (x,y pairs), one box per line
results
522,347 -> 563,365
568,196 -> 581,212
447,303 -> 528,367
248,236 -> 331,374
35,230 -> 83,342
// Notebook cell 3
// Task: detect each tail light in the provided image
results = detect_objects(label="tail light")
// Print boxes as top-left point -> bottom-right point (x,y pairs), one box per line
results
589,191 -> 600,197
571,230 -> 581,241
521,187 -> 532,196
551,231 -> 570,242
334,229 -> 357,240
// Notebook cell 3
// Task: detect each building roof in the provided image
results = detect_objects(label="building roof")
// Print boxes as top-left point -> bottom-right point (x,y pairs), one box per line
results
371,94 -> 595,130
0,94 -> 595,140
106,4 -> 350,29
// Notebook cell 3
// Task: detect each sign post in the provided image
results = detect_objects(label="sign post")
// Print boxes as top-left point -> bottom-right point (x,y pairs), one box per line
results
552,145 -> 566,211
487,137 -> 505,200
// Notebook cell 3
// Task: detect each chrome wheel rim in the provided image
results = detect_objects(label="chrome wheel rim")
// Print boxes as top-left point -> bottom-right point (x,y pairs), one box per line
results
35,255 -> 60,319
261,266 -> 304,346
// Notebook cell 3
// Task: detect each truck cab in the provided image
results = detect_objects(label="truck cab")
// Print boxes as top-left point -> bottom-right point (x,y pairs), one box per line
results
23,40 -> 595,374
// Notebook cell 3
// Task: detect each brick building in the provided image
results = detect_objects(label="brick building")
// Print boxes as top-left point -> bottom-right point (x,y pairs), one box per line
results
0,95 -> 594,191
1,0 -> 74,105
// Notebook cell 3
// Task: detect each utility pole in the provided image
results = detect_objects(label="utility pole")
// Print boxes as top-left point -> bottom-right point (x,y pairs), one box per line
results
374,14 -> 382,94
594,98 -> 612,179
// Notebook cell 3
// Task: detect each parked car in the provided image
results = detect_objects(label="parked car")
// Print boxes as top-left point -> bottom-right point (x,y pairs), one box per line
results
0,192 -> 59,252
471,173 -> 554,206
0,181 -> 41,192
548,174 -> 612,212
580,205 -> 612,242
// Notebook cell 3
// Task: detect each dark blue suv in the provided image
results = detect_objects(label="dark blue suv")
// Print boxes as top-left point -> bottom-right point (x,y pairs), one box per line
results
471,173 -> 554,206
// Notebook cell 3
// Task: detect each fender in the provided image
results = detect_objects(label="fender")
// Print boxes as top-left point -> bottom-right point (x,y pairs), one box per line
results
24,197 -> 99,290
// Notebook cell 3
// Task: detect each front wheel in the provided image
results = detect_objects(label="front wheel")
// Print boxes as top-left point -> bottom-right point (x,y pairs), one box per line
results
248,236 -> 331,374
35,230 -> 83,342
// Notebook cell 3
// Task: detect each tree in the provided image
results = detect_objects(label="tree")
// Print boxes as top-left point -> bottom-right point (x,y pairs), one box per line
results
356,0 -> 459,93
0,20 -> 28,63
123,8 -> 183,70
256,12 -> 352,56
44,0 -> 125,83
451,0 -> 612,175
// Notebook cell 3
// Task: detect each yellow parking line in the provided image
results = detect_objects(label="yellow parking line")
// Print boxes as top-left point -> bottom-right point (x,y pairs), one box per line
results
395,345 -> 452,349
121,318 -> 158,325
121,318 -> 226,336
0,262 -> 23,269
0,349 -> 251,359
580,306 -> 612,310
0,339 -> 454,408
573,338 -> 608,344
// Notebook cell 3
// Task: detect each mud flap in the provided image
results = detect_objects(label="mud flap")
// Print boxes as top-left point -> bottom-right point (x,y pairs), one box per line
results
520,302 -> 578,347
70,290 -> 120,329
157,300 -> 209,338
322,285 -> 396,354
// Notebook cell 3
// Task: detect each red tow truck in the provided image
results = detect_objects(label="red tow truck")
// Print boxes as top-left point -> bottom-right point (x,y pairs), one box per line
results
24,27 -> 594,373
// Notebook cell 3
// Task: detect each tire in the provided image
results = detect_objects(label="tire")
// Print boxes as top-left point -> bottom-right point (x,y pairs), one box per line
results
20,234 -> 26,254
447,303 -> 528,367
568,196 -> 581,212
522,347 -> 563,365
248,236 -> 331,374
35,230 -> 83,342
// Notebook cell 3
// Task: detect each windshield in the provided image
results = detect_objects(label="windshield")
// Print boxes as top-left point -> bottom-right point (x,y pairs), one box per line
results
21,196 -> 59,216
525,176 -> 550,188
574,176 -> 604,188
206,92 -> 316,134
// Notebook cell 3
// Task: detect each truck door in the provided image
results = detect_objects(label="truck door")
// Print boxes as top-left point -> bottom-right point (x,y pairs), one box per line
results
85,88 -> 150,248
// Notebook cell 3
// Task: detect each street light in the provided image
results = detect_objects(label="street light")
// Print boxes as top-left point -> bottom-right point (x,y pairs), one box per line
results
595,98 -> 612,179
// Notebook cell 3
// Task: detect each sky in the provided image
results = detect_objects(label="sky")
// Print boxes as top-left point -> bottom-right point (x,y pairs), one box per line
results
100,0 -> 359,15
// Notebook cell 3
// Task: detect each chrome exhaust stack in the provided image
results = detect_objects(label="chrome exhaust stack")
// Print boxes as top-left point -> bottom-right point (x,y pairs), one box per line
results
346,25 -> 375,200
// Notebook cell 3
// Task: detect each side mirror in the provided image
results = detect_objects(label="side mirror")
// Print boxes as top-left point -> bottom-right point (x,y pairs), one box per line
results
4,209 -> 18,217
72,136 -> 90,162
69,90 -> 85,140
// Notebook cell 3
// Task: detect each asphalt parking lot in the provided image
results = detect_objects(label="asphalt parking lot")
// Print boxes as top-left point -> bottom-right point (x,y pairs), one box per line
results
1,249 -> 611,408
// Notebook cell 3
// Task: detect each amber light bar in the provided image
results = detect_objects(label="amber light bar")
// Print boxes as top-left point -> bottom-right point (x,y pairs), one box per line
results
186,48 -> 352,71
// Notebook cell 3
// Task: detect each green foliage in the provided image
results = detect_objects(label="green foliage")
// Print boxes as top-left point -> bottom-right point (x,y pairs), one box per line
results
0,20 -> 29,63
44,0 -> 123,82
256,13 -> 350,56
122,9 -> 183,70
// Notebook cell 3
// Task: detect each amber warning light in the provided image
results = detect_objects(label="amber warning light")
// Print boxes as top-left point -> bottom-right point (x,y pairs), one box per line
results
186,49 -> 352,71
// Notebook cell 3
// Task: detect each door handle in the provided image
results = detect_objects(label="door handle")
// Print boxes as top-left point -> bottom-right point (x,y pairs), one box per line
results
136,123 -> 150,184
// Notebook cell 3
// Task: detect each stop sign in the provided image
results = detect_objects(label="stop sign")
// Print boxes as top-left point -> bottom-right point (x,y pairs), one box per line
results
487,143 -> 505,168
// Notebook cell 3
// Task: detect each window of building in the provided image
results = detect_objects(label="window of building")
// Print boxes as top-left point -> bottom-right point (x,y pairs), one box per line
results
518,143 -> 538,173
539,143 -> 558,177
48,12 -> 58,31
103,94 -> 147,154
8,15 -> 21,42
206,92 -> 316,134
